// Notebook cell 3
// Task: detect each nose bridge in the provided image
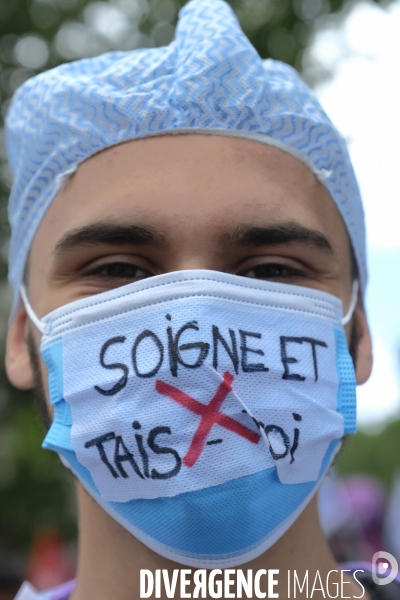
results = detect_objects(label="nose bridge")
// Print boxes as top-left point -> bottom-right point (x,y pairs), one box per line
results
160,212 -> 230,273
166,248 -> 226,273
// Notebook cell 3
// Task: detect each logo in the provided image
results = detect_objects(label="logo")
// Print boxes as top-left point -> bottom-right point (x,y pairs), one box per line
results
372,551 -> 399,586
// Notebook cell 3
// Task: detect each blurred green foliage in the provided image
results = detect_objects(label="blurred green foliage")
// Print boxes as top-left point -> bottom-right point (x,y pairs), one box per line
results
337,420 -> 400,488
0,399 -> 76,552
0,0 -> 397,580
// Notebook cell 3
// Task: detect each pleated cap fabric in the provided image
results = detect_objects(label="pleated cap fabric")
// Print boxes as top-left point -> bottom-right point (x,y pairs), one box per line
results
6,0 -> 367,317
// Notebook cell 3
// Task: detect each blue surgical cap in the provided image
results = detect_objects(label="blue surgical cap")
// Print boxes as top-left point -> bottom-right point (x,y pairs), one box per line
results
6,0 -> 366,317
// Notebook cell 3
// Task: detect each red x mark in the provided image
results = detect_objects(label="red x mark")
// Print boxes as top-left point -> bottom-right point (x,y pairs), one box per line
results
155,371 -> 260,467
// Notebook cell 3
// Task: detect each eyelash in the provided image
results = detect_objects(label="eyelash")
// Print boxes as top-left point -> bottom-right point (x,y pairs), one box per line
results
240,263 -> 306,280
83,262 -> 150,280
83,261 -> 306,281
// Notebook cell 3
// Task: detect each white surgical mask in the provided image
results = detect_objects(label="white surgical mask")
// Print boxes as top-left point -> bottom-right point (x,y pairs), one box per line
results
21,270 -> 357,568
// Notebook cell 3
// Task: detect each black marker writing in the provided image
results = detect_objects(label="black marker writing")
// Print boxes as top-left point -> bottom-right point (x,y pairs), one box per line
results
132,330 -> 164,378
241,410 -> 303,464
84,432 -> 119,478
132,421 -> 150,478
147,426 -> 182,480
167,321 -> 210,377
290,413 -> 302,463
264,424 -> 290,460
239,330 -> 269,373
280,336 -> 327,381
85,426 -> 182,481
94,337 -> 128,396
93,323 -> 328,388
114,435 -> 144,479
212,326 -> 239,374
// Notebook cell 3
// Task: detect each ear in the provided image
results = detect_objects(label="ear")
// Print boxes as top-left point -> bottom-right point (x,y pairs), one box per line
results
353,295 -> 373,385
5,300 -> 36,390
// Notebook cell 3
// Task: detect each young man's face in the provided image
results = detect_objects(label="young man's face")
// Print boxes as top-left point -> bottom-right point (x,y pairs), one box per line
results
6,134 -> 372,400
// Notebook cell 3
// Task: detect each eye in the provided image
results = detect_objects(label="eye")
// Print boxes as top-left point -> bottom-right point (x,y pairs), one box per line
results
83,262 -> 151,281
240,263 -> 305,280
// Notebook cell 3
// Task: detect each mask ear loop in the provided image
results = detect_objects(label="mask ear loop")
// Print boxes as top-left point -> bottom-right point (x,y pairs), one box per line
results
341,280 -> 359,326
20,285 -> 45,334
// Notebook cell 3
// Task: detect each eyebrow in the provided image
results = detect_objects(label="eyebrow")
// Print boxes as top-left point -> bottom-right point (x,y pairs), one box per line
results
225,223 -> 334,254
54,222 -> 168,255
53,220 -> 334,258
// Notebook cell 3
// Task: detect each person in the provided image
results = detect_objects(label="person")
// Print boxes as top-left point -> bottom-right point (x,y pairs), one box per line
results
4,0 -> 399,598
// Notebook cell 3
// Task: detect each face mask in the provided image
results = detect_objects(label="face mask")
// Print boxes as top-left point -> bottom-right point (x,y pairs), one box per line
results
21,270 -> 357,568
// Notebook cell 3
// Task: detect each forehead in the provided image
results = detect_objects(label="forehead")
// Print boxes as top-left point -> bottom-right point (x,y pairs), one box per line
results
32,134 -> 347,245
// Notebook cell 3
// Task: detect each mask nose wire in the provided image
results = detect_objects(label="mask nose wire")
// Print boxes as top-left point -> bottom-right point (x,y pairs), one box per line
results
19,285 -> 46,334
341,280 -> 359,326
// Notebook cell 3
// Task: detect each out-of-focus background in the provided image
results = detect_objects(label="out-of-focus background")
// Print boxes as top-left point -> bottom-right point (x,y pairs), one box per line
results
0,0 -> 399,596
